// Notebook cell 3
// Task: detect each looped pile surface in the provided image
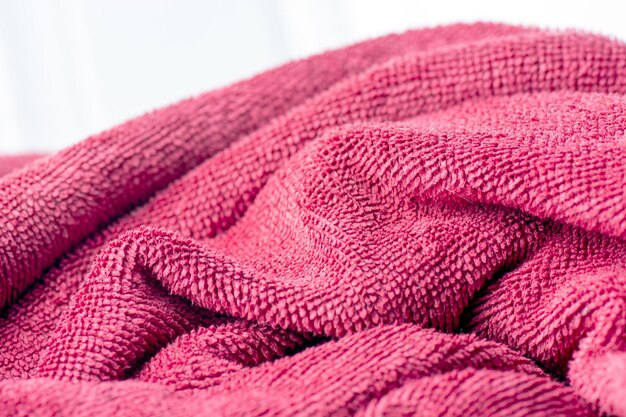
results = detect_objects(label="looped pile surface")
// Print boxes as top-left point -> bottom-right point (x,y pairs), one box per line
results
0,23 -> 625,416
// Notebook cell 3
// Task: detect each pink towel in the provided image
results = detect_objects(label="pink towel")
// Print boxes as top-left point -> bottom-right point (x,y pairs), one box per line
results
0,23 -> 625,416
0,154 -> 43,177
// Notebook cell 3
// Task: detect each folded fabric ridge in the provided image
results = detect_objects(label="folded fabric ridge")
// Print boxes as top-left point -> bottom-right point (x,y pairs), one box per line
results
0,23 -> 625,416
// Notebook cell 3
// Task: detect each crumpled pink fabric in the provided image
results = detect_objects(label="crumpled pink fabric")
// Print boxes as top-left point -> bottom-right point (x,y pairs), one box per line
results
0,23 -> 625,416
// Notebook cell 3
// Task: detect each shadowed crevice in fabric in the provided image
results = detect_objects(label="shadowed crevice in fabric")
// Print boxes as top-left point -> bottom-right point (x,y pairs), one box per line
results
356,368 -> 593,417
467,223 -> 626,415
135,322 -> 312,390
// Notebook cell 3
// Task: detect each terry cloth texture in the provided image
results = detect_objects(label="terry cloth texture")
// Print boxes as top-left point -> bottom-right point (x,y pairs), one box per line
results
0,23 -> 625,417
0,155 -> 43,177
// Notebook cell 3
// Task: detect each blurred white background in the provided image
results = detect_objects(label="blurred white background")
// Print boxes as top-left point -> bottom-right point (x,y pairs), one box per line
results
0,0 -> 624,153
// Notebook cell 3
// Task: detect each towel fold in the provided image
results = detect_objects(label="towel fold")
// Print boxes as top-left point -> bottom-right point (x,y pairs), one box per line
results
0,23 -> 624,416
